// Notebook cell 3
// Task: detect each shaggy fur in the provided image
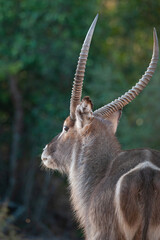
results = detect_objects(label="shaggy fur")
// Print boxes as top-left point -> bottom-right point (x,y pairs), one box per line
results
41,97 -> 160,240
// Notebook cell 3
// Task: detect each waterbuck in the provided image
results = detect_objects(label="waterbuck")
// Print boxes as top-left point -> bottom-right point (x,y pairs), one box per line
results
41,15 -> 160,240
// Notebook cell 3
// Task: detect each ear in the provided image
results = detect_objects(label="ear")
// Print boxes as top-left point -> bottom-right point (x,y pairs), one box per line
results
107,110 -> 122,134
76,96 -> 93,128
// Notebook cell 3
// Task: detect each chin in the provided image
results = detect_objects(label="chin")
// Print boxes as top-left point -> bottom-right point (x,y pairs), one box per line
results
44,160 -> 57,170
41,153 -> 57,170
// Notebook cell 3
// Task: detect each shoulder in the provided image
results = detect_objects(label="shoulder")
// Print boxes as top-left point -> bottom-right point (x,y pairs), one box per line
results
108,148 -> 160,179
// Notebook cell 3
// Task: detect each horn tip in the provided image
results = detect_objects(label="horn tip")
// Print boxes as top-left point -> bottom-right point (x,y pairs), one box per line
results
95,13 -> 99,19
153,27 -> 157,37
153,27 -> 159,58
153,27 -> 158,41
92,14 -> 99,27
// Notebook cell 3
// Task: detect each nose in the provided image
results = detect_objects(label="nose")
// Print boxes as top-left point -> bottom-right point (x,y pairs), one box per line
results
43,144 -> 48,151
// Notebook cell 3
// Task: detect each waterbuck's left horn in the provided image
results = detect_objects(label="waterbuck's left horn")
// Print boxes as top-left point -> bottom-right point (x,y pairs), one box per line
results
70,14 -> 98,120
94,28 -> 159,119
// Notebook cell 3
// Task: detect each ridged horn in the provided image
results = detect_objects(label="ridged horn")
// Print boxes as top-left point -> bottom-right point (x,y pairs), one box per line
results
70,14 -> 98,119
94,28 -> 159,118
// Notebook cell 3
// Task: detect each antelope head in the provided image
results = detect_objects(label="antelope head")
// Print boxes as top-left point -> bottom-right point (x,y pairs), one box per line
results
41,15 -> 159,174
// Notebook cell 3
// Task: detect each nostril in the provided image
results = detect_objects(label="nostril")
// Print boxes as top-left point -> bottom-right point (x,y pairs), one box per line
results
43,158 -> 48,161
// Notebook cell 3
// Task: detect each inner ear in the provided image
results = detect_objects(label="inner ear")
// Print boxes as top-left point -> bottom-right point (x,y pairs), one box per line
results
75,96 -> 93,128
106,110 -> 122,134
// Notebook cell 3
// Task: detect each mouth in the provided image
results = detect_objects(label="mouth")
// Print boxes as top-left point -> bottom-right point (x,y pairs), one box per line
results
41,156 -> 52,169
41,151 -> 57,170
41,150 -> 50,166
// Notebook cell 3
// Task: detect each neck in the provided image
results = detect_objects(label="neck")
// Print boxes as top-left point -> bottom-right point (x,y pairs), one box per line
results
68,129 -> 121,227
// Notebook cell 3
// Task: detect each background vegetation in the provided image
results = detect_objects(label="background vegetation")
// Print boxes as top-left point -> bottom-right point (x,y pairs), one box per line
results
1,0 -> 160,239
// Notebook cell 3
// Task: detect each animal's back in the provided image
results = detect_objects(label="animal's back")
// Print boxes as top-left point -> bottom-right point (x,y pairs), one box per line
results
113,149 -> 160,240
88,149 -> 160,240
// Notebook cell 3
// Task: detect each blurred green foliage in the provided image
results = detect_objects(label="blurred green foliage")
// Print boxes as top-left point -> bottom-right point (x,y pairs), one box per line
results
1,0 -> 160,151
0,0 -> 160,238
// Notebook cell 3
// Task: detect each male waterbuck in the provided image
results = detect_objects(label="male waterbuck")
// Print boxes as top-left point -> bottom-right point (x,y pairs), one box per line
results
41,15 -> 160,240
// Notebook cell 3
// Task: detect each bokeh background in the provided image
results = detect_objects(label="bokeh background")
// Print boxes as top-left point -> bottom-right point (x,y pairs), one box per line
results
1,0 -> 160,239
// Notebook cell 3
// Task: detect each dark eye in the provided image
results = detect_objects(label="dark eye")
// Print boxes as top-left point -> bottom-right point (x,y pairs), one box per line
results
64,126 -> 69,132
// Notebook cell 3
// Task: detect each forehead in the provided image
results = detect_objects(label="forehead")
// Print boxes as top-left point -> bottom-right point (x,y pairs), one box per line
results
64,116 -> 75,128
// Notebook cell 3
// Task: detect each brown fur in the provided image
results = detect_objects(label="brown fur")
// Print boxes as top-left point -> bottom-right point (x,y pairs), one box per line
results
41,97 -> 160,240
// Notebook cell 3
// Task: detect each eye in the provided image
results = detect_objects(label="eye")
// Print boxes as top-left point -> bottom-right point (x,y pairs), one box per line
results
63,126 -> 69,132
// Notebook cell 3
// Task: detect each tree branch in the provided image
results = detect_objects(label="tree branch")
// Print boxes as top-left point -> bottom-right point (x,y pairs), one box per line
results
6,75 -> 23,200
